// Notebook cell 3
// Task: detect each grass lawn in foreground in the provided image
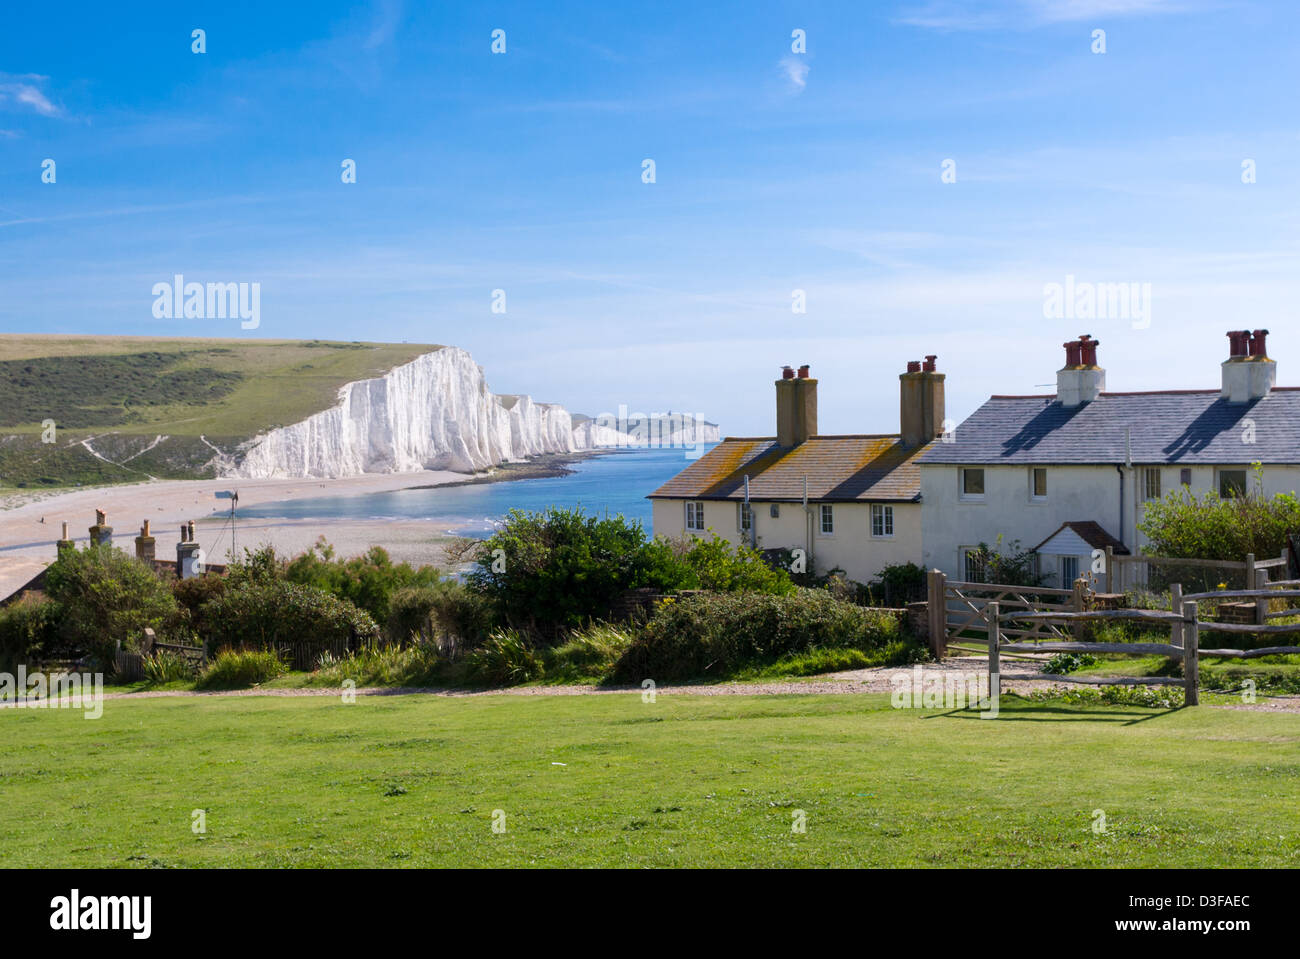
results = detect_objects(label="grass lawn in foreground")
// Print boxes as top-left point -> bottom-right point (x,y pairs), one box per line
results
1,692 -> 1297,868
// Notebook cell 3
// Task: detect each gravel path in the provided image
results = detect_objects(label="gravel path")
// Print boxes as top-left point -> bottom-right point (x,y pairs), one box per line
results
77,655 -> 1300,712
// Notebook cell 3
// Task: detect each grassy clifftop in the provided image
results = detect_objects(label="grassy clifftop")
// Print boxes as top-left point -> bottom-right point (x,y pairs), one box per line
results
0,336 -> 439,489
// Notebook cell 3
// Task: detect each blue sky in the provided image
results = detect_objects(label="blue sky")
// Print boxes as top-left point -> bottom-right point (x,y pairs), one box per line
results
1,0 -> 1297,436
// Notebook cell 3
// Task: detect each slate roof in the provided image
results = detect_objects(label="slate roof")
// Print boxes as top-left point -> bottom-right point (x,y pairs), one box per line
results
919,388 -> 1300,466
1033,521 -> 1131,555
648,435 -> 925,503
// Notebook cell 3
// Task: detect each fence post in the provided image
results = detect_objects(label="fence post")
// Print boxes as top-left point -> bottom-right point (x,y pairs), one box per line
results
986,600 -> 1001,706
1182,600 -> 1199,707
1105,545 -> 1114,593
1255,566 -> 1269,626
1170,583 -> 1183,649
927,569 -> 947,659
1245,552 -> 1254,591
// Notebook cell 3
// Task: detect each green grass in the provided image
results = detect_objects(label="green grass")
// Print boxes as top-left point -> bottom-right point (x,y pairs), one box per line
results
2,691 -> 1297,867
0,335 -> 437,487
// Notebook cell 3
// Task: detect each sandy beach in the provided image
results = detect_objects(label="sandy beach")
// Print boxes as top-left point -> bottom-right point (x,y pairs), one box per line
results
0,470 -> 474,598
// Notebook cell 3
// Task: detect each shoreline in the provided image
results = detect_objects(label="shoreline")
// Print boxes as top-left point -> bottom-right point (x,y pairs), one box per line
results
0,448 -> 617,598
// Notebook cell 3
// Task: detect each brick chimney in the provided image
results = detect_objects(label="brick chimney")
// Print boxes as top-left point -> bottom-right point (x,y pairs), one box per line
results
135,519 -> 156,564
176,521 -> 202,579
900,356 -> 946,447
88,509 -> 113,548
56,520 -> 74,558
1056,334 -> 1106,407
1221,328 -> 1275,403
775,365 -> 818,446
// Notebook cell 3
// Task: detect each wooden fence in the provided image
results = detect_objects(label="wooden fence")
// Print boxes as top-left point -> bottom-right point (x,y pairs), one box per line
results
926,569 -> 1083,657
1101,547 -> 1288,594
984,585 -> 1300,706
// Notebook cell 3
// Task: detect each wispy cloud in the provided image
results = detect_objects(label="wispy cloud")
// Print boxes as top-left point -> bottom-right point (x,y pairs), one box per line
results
0,74 -> 61,117
895,0 -> 1202,31
362,0 -> 405,50
779,56 -> 809,92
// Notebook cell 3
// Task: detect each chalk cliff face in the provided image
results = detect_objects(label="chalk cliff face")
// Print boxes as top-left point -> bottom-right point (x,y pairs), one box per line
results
230,348 -> 577,478
228,347 -> 720,479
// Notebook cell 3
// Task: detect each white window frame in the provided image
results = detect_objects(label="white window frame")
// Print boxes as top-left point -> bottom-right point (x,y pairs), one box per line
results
738,502 -> 753,533
961,547 -> 983,583
870,504 -> 894,538
685,501 -> 705,531
959,468 -> 986,501
819,503 -> 834,536
1029,467 -> 1048,502
1142,467 -> 1162,502
1060,555 -> 1080,587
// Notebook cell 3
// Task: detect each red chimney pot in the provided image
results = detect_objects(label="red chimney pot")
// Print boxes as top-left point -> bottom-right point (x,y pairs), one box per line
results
1063,340 -> 1082,367
922,355 -> 937,373
797,364 -> 810,379
1250,329 -> 1270,357
1227,330 -> 1251,357
906,360 -> 921,373
781,365 -> 795,379
1079,336 -> 1100,367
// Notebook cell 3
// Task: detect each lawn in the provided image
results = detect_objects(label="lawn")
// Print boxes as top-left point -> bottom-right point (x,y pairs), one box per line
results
2,691 -> 1297,867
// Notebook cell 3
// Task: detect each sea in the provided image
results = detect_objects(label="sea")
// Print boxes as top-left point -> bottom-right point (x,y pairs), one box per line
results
227,445 -> 715,538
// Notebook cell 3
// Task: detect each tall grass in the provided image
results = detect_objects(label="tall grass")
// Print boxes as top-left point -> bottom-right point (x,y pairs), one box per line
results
195,649 -> 286,690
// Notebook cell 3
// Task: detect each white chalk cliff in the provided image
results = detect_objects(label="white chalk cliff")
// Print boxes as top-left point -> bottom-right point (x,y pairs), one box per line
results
228,347 -> 717,479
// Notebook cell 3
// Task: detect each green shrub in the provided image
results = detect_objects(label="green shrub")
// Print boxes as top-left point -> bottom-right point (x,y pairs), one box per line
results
542,623 -> 633,682
614,589 -> 907,682
1138,476 -> 1300,562
961,537 -> 1042,586
468,509 -> 792,638
43,544 -> 179,667
203,580 -> 379,668
386,581 -> 495,653
308,644 -> 448,688
866,562 -> 927,606
141,650 -> 197,685
1041,652 -> 1099,675
464,629 -> 541,686
285,538 -> 442,625
195,649 -> 286,689
678,535 -> 794,595
0,595 -> 57,671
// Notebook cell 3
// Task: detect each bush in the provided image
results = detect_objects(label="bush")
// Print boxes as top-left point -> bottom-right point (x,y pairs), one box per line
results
0,595 -> 57,671
141,650 -> 197,685
1138,475 -> 1300,562
1041,652 -> 1099,675
614,589 -> 908,682
468,509 -> 793,639
285,538 -> 442,625
866,562 -> 927,606
203,580 -> 379,668
962,537 -> 1042,586
386,581 -> 495,654
195,649 -> 286,689
463,629 -> 541,686
308,644 -> 448,688
43,544 -> 179,667
542,623 -> 634,682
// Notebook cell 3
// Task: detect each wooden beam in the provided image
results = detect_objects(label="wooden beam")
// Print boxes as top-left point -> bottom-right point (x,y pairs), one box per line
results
998,642 -> 1182,657
1183,600 -> 1199,706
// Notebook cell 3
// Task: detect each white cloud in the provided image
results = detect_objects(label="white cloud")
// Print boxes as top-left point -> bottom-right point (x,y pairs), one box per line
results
895,0 -> 1203,31
779,56 -> 809,92
0,75 -> 61,117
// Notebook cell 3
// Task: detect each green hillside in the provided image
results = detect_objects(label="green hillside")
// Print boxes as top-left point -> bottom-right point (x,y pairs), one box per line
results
0,336 -> 439,489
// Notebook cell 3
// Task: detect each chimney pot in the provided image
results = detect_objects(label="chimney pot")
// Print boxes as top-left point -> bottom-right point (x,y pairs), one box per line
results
781,365 -> 795,380
922,355 -> 937,373
1250,329 -> 1270,357
1063,340 -> 1082,367
1227,330 -> 1251,357
906,360 -> 921,373
797,364 -> 810,379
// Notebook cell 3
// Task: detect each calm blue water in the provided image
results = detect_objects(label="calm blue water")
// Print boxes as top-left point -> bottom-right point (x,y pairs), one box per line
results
228,446 -> 714,537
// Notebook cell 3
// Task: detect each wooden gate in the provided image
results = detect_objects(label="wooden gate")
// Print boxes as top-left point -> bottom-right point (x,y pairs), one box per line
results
926,570 -> 1080,657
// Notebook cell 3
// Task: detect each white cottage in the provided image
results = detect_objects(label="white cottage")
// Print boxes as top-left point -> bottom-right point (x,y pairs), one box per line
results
648,359 -> 946,584
918,330 -> 1300,584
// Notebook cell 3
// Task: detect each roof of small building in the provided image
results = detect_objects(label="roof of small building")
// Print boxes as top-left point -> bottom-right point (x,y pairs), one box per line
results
1034,521 -> 1131,556
647,434 -> 927,503
919,388 -> 1300,466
